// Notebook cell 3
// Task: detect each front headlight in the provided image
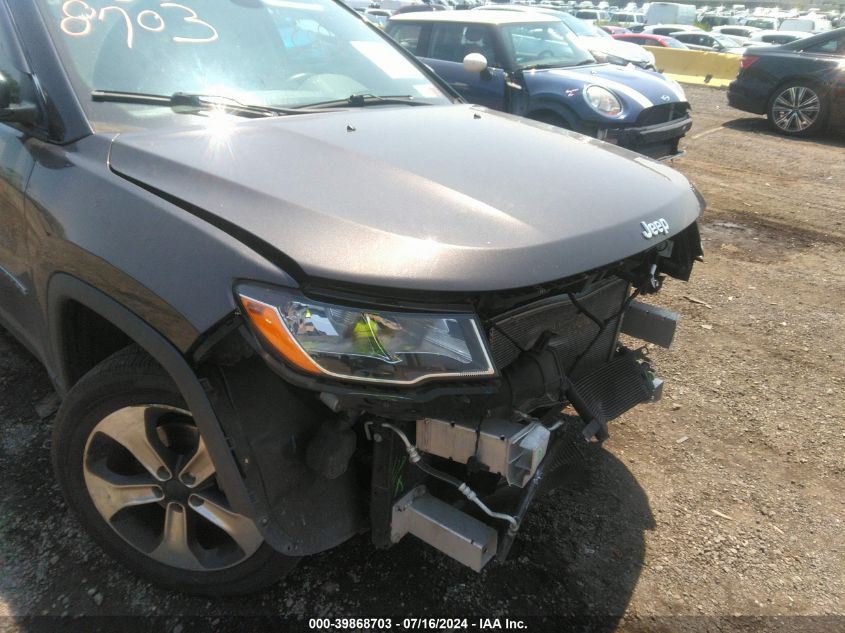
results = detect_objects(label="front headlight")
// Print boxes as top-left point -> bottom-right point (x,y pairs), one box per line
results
666,76 -> 687,101
237,285 -> 496,385
583,85 -> 623,117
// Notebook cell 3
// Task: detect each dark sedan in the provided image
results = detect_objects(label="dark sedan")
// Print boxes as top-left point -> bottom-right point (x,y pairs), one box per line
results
728,28 -> 845,136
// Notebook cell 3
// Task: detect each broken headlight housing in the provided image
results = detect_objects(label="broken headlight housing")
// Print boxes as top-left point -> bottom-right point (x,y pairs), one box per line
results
237,285 -> 496,385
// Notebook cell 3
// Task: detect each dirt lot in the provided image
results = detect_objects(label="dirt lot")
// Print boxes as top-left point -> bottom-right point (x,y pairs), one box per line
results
1,85 -> 843,633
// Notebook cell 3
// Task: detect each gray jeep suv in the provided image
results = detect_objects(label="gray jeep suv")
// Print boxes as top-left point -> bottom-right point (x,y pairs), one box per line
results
0,0 -> 702,594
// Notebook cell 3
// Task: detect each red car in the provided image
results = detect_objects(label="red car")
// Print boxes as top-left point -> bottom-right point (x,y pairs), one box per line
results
613,33 -> 690,49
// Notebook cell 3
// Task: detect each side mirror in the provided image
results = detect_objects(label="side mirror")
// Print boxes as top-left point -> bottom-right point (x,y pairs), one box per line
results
463,52 -> 488,74
0,71 -> 40,126
0,71 -> 17,110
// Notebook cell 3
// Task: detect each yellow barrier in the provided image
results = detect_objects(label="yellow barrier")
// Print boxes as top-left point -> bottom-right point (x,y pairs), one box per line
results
644,46 -> 741,89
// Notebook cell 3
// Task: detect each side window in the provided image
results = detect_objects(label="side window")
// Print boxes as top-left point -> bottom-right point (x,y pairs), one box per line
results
429,24 -> 464,62
389,23 -> 424,55
430,24 -> 498,66
805,36 -> 845,57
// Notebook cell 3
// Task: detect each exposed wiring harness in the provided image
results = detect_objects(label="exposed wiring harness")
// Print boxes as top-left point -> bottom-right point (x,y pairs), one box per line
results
379,422 -> 520,530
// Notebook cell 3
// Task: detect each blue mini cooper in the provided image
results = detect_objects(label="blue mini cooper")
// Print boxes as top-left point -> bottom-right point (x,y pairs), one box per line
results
387,11 -> 692,159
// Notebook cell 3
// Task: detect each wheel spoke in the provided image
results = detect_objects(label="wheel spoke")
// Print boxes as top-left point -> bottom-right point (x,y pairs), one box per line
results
179,436 -> 216,488
774,87 -> 821,132
93,407 -> 172,480
798,95 -> 819,110
189,492 -> 263,555
83,463 -> 163,521
798,109 -> 817,129
83,404 -> 263,572
774,96 -> 792,110
151,502 -> 204,570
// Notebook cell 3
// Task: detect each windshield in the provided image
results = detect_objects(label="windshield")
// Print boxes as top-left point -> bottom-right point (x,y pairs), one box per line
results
586,23 -> 613,38
557,13 -> 597,37
502,22 -> 595,69
33,0 -> 450,128
714,34 -> 740,47
780,19 -> 813,32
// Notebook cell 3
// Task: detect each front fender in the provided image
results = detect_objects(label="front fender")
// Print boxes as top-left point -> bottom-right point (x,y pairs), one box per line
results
524,97 -> 592,133
46,273 -> 256,520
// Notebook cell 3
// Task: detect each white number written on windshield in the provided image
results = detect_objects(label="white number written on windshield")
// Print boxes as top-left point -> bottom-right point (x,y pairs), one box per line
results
60,0 -> 219,48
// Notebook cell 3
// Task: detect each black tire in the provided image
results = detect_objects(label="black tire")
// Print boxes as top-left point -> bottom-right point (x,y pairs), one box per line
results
766,80 -> 829,137
51,345 -> 298,596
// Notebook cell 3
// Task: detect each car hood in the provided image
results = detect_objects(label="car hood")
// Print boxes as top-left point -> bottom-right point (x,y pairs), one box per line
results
108,105 -> 701,292
579,35 -> 655,64
525,63 -> 687,110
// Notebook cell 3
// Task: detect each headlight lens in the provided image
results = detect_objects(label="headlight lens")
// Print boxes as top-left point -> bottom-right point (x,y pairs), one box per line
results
584,85 -> 623,117
666,76 -> 687,101
237,285 -> 496,385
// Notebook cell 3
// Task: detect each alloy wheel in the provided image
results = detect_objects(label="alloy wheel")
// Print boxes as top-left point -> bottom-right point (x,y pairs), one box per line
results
771,86 -> 821,133
82,405 -> 262,571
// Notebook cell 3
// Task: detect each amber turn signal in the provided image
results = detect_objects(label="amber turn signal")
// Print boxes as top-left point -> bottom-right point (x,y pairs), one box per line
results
238,294 -> 322,375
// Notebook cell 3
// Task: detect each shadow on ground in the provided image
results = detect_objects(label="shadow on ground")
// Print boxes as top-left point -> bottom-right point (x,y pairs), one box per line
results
723,117 -> 845,148
0,328 -> 654,632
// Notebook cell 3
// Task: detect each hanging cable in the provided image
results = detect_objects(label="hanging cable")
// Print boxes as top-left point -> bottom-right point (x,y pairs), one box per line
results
378,422 -> 519,529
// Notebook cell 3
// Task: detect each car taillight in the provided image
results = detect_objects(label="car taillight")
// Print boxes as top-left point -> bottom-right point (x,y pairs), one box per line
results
740,56 -> 759,70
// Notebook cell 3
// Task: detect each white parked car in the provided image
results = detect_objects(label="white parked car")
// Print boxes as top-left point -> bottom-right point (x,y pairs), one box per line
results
745,30 -> 811,45
611,11 -> 646,26
642,23 -> 704,36
575,9 -> 611,22
742,17 -> 780,30
779,17 -> 832,33
712,25 -> 760,38
671,30 -> 746,52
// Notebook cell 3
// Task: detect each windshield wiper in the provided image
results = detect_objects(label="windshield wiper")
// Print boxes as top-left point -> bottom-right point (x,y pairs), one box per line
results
91,90 -> 314,118
304,93 -> 432,109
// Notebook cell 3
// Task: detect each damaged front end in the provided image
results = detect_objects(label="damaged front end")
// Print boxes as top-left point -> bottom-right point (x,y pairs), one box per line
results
198,222 -> 703,571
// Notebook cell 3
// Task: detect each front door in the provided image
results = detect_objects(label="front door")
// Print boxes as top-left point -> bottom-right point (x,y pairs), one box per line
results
0,8 -> 37,345
420,23 -> 507,110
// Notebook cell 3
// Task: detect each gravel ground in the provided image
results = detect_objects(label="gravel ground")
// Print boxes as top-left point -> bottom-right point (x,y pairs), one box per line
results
0,85 -> 843,633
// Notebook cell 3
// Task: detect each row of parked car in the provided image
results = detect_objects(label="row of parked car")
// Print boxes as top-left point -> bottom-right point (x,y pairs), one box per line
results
378,5 -> 845,148
609,23 -> 817,54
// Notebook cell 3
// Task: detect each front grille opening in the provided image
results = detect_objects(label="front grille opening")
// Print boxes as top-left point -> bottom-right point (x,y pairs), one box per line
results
487,278 -> 629,380
636,103 -> 690,127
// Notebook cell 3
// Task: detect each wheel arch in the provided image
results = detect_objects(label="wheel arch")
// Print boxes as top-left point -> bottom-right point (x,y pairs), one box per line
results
766,76 -> 831,132
46,272 -> 254,518
525,99 -> 584,132
768,75 -> 832,104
